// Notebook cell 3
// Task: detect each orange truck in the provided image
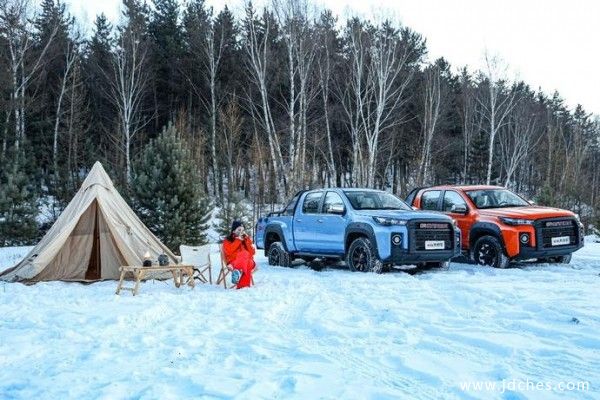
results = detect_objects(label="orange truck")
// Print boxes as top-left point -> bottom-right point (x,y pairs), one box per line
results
406,185 -> 585,268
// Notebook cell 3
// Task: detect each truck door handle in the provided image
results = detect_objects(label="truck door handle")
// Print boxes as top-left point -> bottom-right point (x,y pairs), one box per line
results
296,219 -> 302,222
317,219 -> 324,223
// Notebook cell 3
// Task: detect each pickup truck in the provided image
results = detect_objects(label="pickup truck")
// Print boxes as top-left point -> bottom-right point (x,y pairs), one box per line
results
255,188 -> 461,272
406,185 -> 585,268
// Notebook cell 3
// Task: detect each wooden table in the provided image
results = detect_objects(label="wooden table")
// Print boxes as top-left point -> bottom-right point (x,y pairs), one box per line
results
115,264 -> 195,296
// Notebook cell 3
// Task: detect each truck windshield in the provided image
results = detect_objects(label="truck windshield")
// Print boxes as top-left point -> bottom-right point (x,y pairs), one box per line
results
343,191 -> 411,211
466,189 -> 529,209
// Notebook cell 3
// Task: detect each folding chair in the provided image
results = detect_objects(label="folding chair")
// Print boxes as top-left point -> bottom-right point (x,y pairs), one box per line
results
180,244 -> 212,284
216,243 -> 236,289
216,242 -> 257,289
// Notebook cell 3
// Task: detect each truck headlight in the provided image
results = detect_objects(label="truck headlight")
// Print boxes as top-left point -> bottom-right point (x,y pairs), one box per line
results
373,216 -> 408,226
499,217 -> 534,226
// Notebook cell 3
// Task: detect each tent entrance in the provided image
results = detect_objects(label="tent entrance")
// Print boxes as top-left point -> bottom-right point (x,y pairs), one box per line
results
85,200 -> 101,280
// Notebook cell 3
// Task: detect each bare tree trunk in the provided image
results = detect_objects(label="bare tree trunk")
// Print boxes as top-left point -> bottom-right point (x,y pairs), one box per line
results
106,30 -> 149,185
418,65 -> 441,186
477,52 -> 519,185
2,0 -> 58,151
317,51 -> 336,183
52,42 -> 78,179
499,110 -> 541,187
204,22 -> 224,200
243,5 -> 287,198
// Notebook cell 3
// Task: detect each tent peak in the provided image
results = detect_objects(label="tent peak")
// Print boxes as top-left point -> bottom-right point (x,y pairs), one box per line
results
81,161 -> 115,190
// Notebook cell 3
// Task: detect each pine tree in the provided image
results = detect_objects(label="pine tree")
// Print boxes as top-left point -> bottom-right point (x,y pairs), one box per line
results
0,154 -> 39,246
149,0 -> 185,128
468,131 -> 489,184
130,123 -> 210,251
214,192 -> 253,238
85,14 -> 114,162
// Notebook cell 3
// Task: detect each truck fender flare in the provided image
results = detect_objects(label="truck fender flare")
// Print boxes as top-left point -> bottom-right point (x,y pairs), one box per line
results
264,225 -> 289,252
470,222 -> 505,248
344,223 -> 378,257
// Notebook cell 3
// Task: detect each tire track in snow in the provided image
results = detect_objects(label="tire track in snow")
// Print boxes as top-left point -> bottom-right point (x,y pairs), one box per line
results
265,276 -> 446,399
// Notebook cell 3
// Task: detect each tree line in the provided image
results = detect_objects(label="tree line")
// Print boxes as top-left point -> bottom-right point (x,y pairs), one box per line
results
1,0 -> 599,247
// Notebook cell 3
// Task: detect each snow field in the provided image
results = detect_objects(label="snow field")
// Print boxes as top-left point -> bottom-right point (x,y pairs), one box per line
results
0,242 -> 599,399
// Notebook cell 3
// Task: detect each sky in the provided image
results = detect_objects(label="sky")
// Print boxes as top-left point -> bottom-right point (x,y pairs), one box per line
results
64,0 -> 600,115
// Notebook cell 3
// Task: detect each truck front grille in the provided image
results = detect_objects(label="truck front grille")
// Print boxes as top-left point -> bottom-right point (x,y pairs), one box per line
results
538,219 -> 578,248
412,222 -> 453,251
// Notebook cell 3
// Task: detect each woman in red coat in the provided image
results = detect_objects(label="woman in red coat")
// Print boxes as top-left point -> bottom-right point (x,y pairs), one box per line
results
223,220 -> 256,288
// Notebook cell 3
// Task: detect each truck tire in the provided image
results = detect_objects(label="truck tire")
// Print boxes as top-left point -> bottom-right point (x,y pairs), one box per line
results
268,241 -> 291,267
346,237 -> 383,273
471,235 -> 510,268
538,254 -> 572,264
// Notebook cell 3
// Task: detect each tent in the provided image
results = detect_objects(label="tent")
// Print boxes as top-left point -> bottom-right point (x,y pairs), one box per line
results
0,162 -> 178,282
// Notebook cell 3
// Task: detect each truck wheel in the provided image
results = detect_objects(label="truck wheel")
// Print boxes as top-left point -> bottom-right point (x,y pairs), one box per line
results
346,237 -> 383,273
268,242 -> 291,267
471,235 -> 510,268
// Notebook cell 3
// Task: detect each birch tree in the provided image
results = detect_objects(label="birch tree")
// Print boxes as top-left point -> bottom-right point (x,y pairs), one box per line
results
417,63 -> 441,185
203,16 -> 224,198
362,23 -> 421,187
476,52 -> 520,184
315,10 -> 337,186
498,105 -> 541,186
52,39 -> 78,178
242,3 -> 287,197
108,29 -> 149,184
337,18 -> 368,185
457,68 -> 478,181
0,0 -> 57,152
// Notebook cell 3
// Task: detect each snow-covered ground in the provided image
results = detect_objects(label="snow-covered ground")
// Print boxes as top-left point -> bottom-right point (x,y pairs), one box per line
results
1,241 -> 599,399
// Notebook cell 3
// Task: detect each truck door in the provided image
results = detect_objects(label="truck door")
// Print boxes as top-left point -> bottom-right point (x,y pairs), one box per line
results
441,190 -> 470,249
315,191 -> 347,254
293,191 -> 324,252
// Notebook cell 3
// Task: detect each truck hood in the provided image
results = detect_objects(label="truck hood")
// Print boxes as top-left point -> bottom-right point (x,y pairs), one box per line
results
356,209 -> 453,222
478,206 -> 575,219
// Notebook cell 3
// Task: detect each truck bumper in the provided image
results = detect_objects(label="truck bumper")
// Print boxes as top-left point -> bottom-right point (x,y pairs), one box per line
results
382,249 -> 459,264
379,222 -> 461,265
515,242 -> 583,260
514,218 -> 584,260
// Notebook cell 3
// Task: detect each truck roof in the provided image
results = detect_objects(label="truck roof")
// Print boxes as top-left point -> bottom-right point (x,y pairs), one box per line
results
302,188 -> 388,194
420,185 -> 505,192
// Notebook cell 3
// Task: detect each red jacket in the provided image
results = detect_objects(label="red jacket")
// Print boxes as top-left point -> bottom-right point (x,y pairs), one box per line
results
222,236 -> 256,265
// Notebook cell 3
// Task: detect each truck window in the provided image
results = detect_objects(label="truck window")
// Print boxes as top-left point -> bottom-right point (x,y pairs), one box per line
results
421,190 -> 441,210
343,190 -> 411,210
282,193 -> 300,216
302,192 -> 323,214
323,192 -> 345,214
442,191 -> 467,212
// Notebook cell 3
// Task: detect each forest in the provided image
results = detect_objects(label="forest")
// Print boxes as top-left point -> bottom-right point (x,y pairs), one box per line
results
1,0 -> 599,248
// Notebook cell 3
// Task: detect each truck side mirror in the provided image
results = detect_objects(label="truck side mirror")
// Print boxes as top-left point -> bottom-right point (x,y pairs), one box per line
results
411,206 -> 418,211
451,204 -> 468,214
328,204 -> 345,215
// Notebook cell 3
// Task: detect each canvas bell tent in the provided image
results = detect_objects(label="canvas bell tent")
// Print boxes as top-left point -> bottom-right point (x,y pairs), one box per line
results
0,162 -> 177,282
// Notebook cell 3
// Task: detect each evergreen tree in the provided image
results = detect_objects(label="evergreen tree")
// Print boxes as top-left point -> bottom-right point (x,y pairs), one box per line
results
214,6 -> 241,96
0,154 -> 39,246
213,192 -> 253,238
85,14 -> 114,162
149,0 -> 185,128
130,123 -> 210,251
468,131 -> 489,184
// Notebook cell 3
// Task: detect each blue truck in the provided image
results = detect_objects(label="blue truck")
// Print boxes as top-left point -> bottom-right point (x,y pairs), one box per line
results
255,188 -> 461,272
